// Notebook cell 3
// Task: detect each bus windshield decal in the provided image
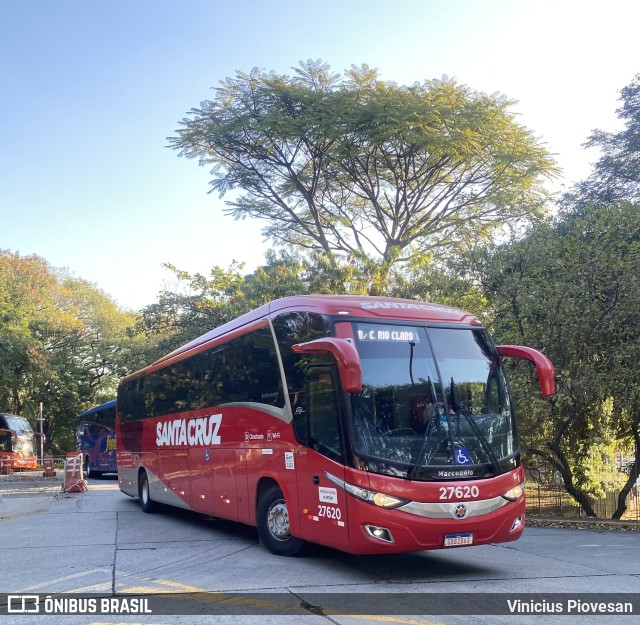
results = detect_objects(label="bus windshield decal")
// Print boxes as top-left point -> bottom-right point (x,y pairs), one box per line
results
156,414 -> 222,447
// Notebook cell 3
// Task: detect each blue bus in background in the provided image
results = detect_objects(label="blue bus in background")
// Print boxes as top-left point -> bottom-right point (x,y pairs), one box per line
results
77,400 -> 117,477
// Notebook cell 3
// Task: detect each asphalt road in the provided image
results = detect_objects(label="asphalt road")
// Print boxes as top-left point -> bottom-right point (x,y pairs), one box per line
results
0,476 -> 638,625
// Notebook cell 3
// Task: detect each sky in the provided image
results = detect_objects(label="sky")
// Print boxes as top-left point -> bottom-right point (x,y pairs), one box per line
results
1,0 -> 638,311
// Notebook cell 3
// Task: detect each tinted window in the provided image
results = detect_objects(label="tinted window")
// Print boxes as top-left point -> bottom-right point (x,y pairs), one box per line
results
84,406 -> 116,428
0,430 -> 11,452
117,326 -> 283,421
117,378 -> 144,422
306,368 -> 343,462
272,312 -> 330,442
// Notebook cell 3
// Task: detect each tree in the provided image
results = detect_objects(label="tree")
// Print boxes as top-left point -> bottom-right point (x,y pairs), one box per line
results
37,276 -> 138,450
0,251 -> 58,415
579,73 -> 640,203
481,202 -> 640,517
0,250 -> 136,452
568,74 -> 640,517
134,246 -> 393,370
169,60 -> 558,289
135,253 -> 314,359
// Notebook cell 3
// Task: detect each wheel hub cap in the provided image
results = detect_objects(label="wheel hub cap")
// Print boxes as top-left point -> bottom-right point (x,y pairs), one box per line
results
267,501 -> 290,540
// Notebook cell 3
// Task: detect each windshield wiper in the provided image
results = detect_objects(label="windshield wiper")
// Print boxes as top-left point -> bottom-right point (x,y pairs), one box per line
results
407,398 -> 445,479
448,377 -> 504,476
408,340 -> 418,386
406,372 -> 446,478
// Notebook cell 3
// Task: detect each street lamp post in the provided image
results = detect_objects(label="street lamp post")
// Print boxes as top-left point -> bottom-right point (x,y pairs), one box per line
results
39,402 -> 44,464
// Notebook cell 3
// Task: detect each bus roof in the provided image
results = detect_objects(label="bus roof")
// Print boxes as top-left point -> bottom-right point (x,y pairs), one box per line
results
150,295 -> 481,369
79,399 -> 117,419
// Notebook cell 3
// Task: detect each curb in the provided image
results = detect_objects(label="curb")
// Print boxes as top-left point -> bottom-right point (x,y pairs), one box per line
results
527,515 -> 640,531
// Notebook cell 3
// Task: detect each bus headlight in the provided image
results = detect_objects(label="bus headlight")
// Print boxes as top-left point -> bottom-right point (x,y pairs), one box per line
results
325,472 -> 409,509
501,482 -> 525,501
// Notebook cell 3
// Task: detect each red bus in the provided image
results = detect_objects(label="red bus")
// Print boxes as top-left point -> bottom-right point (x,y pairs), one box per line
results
77,400 -> 117,477
116,295 -> 554,556
0,413 -> 39,472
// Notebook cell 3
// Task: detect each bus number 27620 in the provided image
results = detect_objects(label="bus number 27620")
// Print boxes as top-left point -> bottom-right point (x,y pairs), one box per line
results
318,505 -> 342,520
439,485 -> 480,500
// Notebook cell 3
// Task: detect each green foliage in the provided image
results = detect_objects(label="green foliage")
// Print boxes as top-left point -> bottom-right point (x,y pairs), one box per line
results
0,250 -> 136,453
579,73 -> 640,203
482,201 -> 640,514
169,60 -> 558,276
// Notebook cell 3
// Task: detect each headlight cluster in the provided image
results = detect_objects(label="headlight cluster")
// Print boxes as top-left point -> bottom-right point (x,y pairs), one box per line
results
325,472 -> 409,509
501,482 -> 525,501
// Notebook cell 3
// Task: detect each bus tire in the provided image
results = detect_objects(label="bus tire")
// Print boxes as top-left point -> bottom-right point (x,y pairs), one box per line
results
139,471 -> 157,513
84,458 -> 102,479
256,485 -> 304,556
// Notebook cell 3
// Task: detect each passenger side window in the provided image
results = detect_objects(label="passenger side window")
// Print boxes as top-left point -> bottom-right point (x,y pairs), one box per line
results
305,367 -> 343,462
272,311 -> 330,443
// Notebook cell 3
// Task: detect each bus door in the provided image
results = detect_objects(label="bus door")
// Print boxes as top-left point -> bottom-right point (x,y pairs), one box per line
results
187,418 -> 241,520
187,417 -> 211,514
159,440 -> 190,510
295,366 -> 350,551
210,448 -> 241,521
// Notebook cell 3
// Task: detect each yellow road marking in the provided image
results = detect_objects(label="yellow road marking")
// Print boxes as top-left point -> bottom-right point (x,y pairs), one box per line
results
23,572 -> 448,624
141,577 -> 207,592
87,621 -> 444,625
341,615 -> 447,625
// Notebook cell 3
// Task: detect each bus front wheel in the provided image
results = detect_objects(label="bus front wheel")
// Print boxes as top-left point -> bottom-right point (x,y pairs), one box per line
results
257,486 -> 304,556
139,471 -> 157,513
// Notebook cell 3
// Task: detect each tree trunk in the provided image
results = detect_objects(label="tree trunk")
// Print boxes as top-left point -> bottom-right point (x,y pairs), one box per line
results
612,462 -> 638,520
547,431 -> 598,518
11,387 -> 23,415
612,417 -> 639,520
528,443 -> 598,518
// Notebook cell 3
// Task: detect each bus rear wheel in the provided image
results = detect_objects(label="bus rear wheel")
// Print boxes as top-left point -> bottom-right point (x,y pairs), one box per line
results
84,457 -> 102,479
257,486 -> 304,556
139,471 -> 157,513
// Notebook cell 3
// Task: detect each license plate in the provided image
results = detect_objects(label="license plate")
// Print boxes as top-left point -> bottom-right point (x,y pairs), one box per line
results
444,533 -> 473,547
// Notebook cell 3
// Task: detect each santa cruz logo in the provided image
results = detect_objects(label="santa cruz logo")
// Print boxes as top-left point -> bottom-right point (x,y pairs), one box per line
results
359,301 -> 463,315
156,414 -> 222,447
453,503 -> 468,519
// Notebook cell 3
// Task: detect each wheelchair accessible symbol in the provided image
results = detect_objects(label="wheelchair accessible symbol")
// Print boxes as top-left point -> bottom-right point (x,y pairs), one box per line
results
455,446 -> 471,465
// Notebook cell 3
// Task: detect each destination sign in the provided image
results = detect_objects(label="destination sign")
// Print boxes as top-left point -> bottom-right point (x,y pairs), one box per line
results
355,324 -> 420,343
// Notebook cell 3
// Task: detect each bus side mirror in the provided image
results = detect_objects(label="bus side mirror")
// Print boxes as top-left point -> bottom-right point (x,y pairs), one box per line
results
496,345 -> 555,399
292,338 -> 363,394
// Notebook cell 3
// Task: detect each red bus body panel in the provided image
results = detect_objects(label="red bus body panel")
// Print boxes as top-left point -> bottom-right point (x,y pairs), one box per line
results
117,296 -> 540,555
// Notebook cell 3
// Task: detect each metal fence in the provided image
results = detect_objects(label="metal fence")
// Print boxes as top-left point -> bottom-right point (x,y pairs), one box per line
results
525,474 -> 640,521
0,458 -> 67,496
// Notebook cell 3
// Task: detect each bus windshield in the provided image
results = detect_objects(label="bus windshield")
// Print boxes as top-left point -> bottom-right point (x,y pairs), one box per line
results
3,416 -> 33,432
0,413 -> 37,470
345,323 -> 515,480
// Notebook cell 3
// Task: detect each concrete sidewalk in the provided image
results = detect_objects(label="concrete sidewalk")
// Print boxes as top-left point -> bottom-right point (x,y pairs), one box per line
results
0,493 -> 71,519
0,474 -> 85,520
